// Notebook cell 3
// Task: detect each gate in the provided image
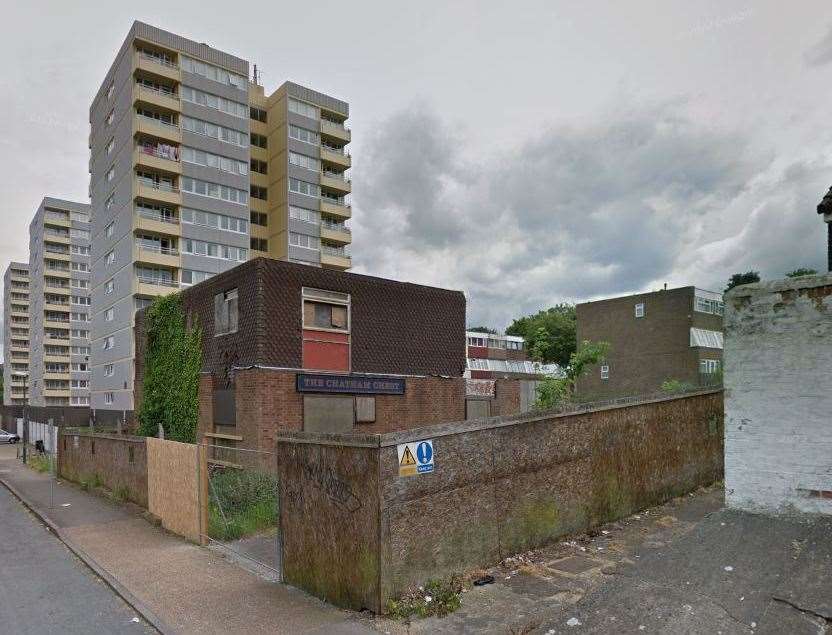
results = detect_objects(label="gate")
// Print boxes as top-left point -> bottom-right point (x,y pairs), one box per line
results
200,443 -> 282,580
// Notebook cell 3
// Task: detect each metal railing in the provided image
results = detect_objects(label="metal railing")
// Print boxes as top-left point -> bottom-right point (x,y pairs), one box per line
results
136,113 -> 180,129
136,207 -> 179,224
137,50 -> 179,69
321,244 -> 351,258
321,171 -> 351,183
136,276 -> 178,287
321,220 -> 351,233
136,82 -> 178,98
321,196 -> 349,208
321,119 -> 350,132
135,241 -> 179,256
137,177 -> 179,193
136,144 -> 180,161
321,145 -> 350,157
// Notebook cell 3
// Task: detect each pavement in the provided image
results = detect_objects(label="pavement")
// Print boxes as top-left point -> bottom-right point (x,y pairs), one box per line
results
369,484 -> 832,634
0,476 -> 155,634
0,445 -> 373,635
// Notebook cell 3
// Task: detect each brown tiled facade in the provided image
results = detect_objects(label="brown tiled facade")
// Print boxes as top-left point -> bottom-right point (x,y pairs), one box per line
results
575,286 -> 723,399
136,258 -> 468,450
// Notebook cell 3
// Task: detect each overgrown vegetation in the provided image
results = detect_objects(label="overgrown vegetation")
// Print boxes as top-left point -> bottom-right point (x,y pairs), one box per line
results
28,453 -> 51,474
660,379 -> 696,394
534,340 -> 610,410
725,270 -> 760,292
506,304 -> 576,367
79,473 -> 103,491
113,484 -> 130,502
136,293 -> 202,443
785,267 -> 818,278
386,576 -> 463,620
208,469 -> 278,541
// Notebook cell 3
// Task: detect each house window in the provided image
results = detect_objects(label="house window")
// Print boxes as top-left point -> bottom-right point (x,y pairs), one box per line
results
104,364 -> 114,377
103,336 -> 114,350
302,288 -> 349,331
700,359 -> 721,374
214,288 -> 239,336
104,392 -> 114,405
600,365 -> 610,380
634,303 -> 645,318
106,250 -> 115,266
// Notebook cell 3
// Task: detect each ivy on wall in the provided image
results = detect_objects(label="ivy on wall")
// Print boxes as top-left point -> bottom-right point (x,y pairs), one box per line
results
137,293 -> 202,443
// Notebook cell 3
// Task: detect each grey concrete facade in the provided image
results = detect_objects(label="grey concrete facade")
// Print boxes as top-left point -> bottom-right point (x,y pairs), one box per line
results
89,21 -> 250,413
3,262 -> 30,406
27,198 -> 91,407
724,274 -> 832,515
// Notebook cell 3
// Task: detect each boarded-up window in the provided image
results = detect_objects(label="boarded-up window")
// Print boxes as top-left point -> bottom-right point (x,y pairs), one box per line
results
303,395 -> 354,433
355,396 -> 375,423
304,301 -> 348,331
214,288 -> 238,336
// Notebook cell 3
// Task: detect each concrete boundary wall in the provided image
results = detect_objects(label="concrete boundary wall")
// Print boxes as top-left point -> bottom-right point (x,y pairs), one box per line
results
276,389 -> 724,612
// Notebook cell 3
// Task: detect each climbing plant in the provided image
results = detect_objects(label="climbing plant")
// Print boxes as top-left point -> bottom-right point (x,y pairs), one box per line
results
136,293 -> 202,443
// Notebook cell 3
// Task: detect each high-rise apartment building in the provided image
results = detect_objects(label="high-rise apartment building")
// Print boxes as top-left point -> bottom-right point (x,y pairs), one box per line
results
89,22 -> 351,412
3,262 -> 30,405
28,198 -> 92,407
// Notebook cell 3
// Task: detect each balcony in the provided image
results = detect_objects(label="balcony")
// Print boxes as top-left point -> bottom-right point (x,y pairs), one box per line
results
44,249 -> 71,261
320,171 -> 351,194
135,208 -> 181,236
134,241 -> 180,267
134,50 -> 181,83
135,143 -> 181,174
43,372 -> 70,381
45,320 -> 70,330
44,214 -> 71,228
44,232 -> 70,245
320,244 -> 351,270
44,353 -> 70,363
135,275 -> 179,297
320,119 -> 351,144
44,302 -> 70,312
320,222 -> 351,245
45,267 -> 71,279
134,114 -> 182,144
320,145 -> 351,169
134,82 -> 180,113
320,198 -> 352,220
135,177 -> 181,206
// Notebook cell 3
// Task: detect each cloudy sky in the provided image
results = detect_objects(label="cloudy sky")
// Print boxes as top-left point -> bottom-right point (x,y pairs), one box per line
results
1,1 -> 830,338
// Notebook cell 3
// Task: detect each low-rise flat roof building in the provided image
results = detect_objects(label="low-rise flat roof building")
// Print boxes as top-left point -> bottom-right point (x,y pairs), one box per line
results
576,286 -> 724,399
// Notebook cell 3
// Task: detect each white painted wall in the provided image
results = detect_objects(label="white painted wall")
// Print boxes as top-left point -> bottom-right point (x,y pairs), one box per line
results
724,275 -> 832,515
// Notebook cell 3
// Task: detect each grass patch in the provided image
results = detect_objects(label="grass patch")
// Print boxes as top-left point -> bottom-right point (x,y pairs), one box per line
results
386,576 -> 463,620
27,454 -> 51,474
113,484 -> 130,502
207,469 -> 278,541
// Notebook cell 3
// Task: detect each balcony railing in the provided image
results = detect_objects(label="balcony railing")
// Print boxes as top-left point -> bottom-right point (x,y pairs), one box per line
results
136,113 -> 179,129
322,171 -> 351,183
135,241 -> 179,256
321,196 -> 349,208
321,244 -> 350,258
321,145 -> 350,157
137,276 -> 178,288
321,220 -> 351,233
136,144 -> 180,161
138,50 -> 179,69
137,177 -> 179,193
137,207 -> 179,224
45,212 -> 70,223
136,82 -> 178,99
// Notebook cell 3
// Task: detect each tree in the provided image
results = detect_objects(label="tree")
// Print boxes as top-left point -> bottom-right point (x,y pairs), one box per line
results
785,268 -> 818,278
724,271 -> 760,292
467,326 -> 497,334
534,340 -> 610,410
506,304 -> 576,367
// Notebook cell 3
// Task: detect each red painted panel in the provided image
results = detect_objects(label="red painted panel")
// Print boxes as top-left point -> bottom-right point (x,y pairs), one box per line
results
468,346 -> 488,359
303,340 -> 350,371
470,370 -> 493,380
303,329 -> 349,344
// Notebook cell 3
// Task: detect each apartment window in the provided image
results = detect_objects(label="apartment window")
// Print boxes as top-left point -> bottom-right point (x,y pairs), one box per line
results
289,151 -> 320,172
71,262 -> 90,272
181,146 -> 248,176
182,239 -> 247,262
72,362 -> 89,372
71,380 -> 89,389
105,279 -> 114,294
214,288 -> 239,336
71,346 -> 90,355
600,365 -> 610,380
104,307 -> 114,321
250,107 -> 267,123
71,329 -> 89,339
180,85 -> 247,118
250,237 -> 268,251
467,358 -> 488,370
135,297 -> 153,312
106,137 -> 115,154
106,109 -> 114,125
105,392 -> 114,405
288,98 -> 319,120
690,328 -> 724,349
250,133 -> 268,149
250,159 -> 268,174
289,206 -> 320,225
107,166 -> 115,182
506,340 -> 524,350
694,294 -> 725,316
180,56 -> 246,90
289,178 -> 320,198
180,176 -> 248,205
250,211 -> 268,227
71,312 -> 89,321
700,359 -> 721,374
105,194 -> 115,211
71,244 -> 90,255
289,232 -> 320,250
302,287 -> 350,332
105,250 -> 115,266
289,124 -> 320,145
180,270 -> 213,286
250,185 -> 267,200
71,279 -> 89,289
71,396 -> 90,406
104,364 -> 114,377
72,296 -> 91,306
180,209 -> 247,233
107,81 -> 115,100
181,116 -> 248,147
634,303 -> 645,318
103,336 -> 114,350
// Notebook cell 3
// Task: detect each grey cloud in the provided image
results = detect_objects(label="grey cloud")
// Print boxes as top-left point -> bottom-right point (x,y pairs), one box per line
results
350,102 -> 826,329
804,25 -> 832,67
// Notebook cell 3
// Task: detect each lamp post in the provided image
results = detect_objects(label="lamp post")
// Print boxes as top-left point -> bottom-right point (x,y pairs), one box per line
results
15,372 -> 29,464
816,186 -> 832,272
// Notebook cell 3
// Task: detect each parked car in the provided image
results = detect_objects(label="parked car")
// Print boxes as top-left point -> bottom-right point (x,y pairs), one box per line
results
0,429 -> 20,444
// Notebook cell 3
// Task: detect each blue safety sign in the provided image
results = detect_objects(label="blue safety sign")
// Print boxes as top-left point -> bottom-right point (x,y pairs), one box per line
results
416,441 -> 434,473
397,439 -> 435,476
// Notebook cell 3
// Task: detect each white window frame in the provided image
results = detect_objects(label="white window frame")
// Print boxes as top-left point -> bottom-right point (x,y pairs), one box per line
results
634,303 -> 645,318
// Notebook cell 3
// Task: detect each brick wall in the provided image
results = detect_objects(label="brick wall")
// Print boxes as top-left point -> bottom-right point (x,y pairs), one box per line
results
58,433 -> 148,507
724,275 -> 832,515
274,389 -> 723,612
